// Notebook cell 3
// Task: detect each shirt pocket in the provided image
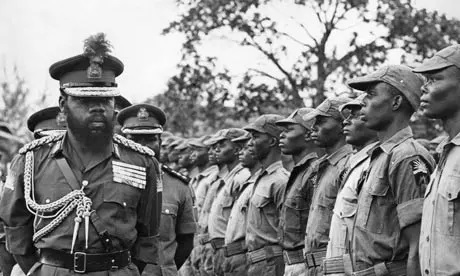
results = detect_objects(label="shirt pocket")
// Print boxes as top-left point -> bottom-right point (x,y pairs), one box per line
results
102,182 -> 141,239
363,179 -> 396,234
159,203 -> 178,241
251,192 -> 275,226
338,199 -> 357,219
316,196 -> 335,236
284,196 -> 309,234
439,175 -> 460,236
221,195 -> 234,217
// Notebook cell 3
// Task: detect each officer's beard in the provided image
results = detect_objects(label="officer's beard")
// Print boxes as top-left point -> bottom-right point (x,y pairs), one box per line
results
66,108 -> 114,150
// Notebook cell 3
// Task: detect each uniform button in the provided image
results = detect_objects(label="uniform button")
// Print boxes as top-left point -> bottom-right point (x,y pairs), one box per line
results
45,199 -> 50,204
339,212 -> 343,217
123,202 -> 127,207
111,259 -> 115,263
425,269 -> 429,274
448,193 -> 452,198
82,180 -> 89,186
426,236 -> 429,242
165,209 -> 170,214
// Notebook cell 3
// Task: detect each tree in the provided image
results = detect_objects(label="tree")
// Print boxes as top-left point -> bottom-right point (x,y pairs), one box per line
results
145,54 -> 235,136
163,0 -> 460,109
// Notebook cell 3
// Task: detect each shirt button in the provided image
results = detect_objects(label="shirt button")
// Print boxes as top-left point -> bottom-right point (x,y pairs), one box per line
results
339,212 -> 343,217
165,209 -> 170,214
45,199 -> 50,204
425,269 -> 429,274
448,193 -> 452,198
123,202 -> 127,207
426,236 -> 429,242
82,180 -> 89,186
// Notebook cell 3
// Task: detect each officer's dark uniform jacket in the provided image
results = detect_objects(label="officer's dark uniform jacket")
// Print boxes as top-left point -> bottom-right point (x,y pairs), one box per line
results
157,165 -> 197,276
0,133 -> 161,269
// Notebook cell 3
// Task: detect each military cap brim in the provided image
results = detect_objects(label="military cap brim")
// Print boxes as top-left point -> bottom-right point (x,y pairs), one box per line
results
27,106 -> 66,132
117,104 -> 167,130
50,54 -> 124,97
115,96 -> 132,110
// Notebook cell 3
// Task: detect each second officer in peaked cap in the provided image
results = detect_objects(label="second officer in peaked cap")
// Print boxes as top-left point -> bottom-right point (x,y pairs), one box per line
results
118,104 -> 197,276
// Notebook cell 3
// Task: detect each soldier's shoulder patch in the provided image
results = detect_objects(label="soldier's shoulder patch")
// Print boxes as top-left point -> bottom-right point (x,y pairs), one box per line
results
411,159 -> 428,176
162,164 -> 189,184
411,158 -> 430,190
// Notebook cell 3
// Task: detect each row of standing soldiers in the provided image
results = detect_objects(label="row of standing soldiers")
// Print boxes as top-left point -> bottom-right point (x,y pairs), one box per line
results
0,34 -> 459,276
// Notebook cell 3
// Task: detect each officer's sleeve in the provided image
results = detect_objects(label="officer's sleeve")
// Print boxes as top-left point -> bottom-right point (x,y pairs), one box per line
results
176,185 -> 197,235
133,157 -> 161,265
0,154 -> 36,255
391,156 -> 430,229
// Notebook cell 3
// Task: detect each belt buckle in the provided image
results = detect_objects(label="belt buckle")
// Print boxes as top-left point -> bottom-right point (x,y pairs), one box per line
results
74,252 -> 87,274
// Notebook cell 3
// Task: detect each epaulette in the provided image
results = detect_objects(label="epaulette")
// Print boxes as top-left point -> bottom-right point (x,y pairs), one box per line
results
162,164 -> 190,184
18,132 -> 65,154
113,134 -> 155,158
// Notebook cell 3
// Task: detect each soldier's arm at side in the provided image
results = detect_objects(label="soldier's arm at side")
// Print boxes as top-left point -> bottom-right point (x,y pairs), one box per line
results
0,155 -> 39,274
174,234 -> 194,269
391,157 -> 429,276
174,182 -> 197,268
132,158 -> 161,272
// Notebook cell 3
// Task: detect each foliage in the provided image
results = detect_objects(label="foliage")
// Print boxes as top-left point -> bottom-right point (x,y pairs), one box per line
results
159,0 -> 459,136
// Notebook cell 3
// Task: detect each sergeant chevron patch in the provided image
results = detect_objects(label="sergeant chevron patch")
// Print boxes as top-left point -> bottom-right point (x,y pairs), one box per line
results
112,161 -> 146,189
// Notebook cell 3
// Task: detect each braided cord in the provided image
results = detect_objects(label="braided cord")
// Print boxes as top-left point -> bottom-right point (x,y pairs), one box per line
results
23,150 -> 90,242
113,134 -> 155,157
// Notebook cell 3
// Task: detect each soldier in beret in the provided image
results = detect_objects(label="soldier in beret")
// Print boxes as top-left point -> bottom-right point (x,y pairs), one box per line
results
0,33 -> 161,275
118,103 -> 197,276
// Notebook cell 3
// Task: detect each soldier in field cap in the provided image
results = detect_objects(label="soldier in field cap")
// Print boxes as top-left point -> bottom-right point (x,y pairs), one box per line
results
413,45 -> 460,275
118,104 -> 197,276
301,97 -> 353,276
346,65 -> 435,276
244,114 -> 289,276
0,33 -> 161,275
27,106 -> 67,139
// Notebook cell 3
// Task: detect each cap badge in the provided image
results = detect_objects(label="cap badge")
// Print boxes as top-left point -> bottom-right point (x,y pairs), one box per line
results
87,59 -> 103,79
137,108 -> 149,121
56,112 -> 67,127
83,33 -> 112,79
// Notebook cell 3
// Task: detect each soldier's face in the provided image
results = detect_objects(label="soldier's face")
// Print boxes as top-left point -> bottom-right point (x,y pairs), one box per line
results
60,95 -> 115,140
279,123 -> 310,155
178,148 -> 193,169
190,147 -> 209,167
127,134 -> 161,157
420,66 -> 460,120
361,83 -> 395,131
239,142 -> 258,169
208,147 -> 217,165
342,106 -> 377,147
248,130 -> 275,161
214,139 -> 238,165
311,116 -> 343,148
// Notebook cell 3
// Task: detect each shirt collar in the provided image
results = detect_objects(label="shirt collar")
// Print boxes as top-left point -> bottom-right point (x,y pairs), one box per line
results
348,142 -> 378,169
378,126 -> 413,154
438,131 -> 460,152
50,133 -> 120,159
327,144 -> 354,165
263,160 -> 283,175
294,152 -> 318,168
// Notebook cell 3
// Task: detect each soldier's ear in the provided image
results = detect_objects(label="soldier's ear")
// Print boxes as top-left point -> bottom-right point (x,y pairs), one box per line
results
58,95 -> 67,113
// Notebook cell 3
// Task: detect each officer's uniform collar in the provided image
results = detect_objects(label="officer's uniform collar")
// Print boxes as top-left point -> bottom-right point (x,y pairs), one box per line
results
50,132 -> 121,159
378,126 -> 413,154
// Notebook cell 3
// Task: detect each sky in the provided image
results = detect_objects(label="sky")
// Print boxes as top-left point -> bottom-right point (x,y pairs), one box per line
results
0,0 -> 459,108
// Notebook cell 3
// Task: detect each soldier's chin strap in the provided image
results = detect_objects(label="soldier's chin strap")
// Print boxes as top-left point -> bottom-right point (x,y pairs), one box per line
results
55,156 -> 114,252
